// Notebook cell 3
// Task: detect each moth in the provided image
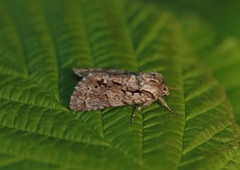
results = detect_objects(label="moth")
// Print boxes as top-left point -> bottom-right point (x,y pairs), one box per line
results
70,69 -> 176,124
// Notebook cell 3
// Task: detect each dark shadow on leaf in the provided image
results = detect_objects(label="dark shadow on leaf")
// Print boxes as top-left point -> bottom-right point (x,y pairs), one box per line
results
59,67 -> 80,109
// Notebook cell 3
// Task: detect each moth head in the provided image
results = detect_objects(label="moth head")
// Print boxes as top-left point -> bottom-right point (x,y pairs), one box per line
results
162,85 -> 169,97
141,72 -> 169,97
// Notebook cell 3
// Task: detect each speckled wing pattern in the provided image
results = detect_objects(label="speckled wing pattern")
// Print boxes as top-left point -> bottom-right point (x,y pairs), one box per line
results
70,69 -> 154,111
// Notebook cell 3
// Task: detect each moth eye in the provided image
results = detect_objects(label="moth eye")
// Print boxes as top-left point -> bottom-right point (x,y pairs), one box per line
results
162,87 -> 168,96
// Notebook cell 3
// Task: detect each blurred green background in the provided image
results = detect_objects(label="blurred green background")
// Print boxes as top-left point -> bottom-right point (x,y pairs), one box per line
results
148,0 -> 240,39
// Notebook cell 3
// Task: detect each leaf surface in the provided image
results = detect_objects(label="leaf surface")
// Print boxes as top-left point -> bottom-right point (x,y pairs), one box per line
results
0,0 -> 239,170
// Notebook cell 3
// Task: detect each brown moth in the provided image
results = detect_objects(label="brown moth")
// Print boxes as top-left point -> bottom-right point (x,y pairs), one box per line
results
70,69 -> 176,124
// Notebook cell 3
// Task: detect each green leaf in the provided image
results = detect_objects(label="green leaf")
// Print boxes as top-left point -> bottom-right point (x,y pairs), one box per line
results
0,0 -> 239,170
199,39 -> 240,125
179,14 -> 240,125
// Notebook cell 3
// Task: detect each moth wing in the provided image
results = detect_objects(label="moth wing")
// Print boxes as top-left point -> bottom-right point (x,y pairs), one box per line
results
73,69 -> 92,77
70,74 -> 127,111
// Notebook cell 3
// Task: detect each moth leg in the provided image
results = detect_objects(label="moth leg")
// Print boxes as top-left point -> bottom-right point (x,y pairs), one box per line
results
130,106 -> 141,125
130,100 -> 154,125
158,97 -> 177,115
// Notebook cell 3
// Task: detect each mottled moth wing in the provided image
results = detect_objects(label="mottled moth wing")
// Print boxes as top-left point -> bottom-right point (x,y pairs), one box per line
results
70,69 -> 154,111
73,68 -> 133,77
